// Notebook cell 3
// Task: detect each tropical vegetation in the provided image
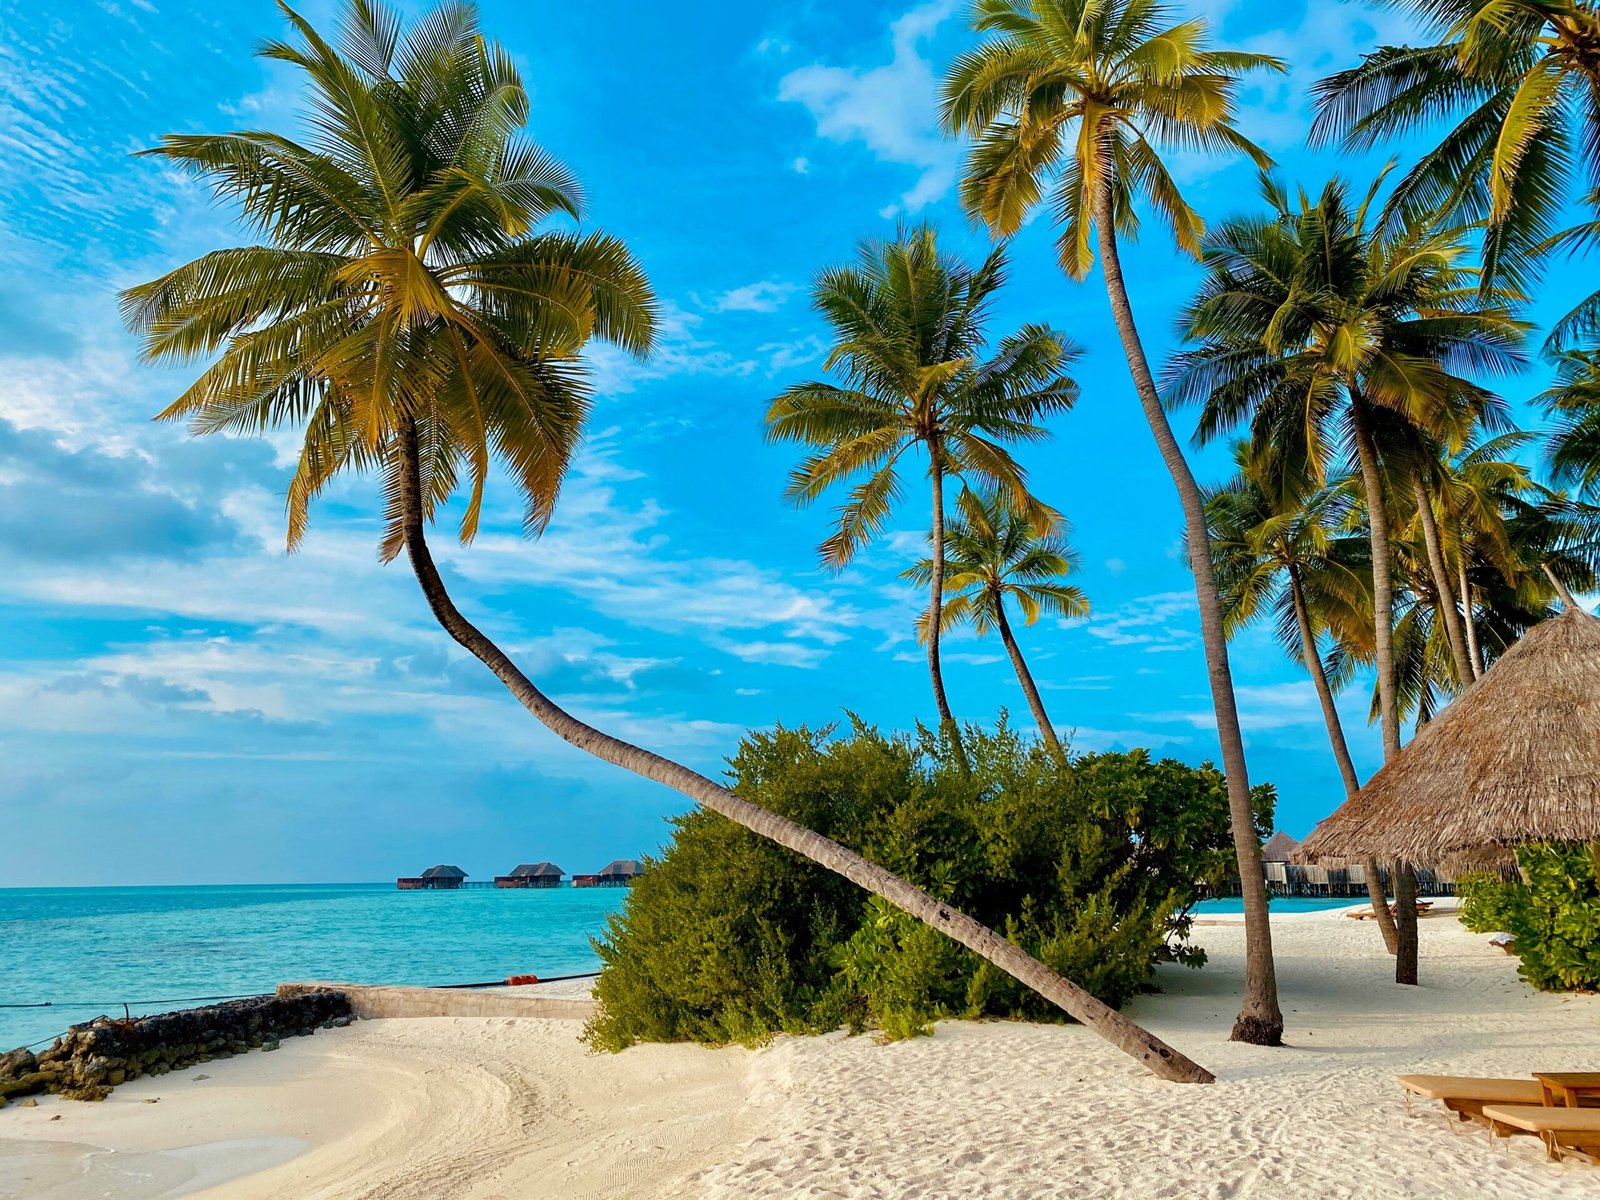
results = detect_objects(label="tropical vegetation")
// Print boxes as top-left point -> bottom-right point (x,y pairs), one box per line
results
584,722 -> 1273,1050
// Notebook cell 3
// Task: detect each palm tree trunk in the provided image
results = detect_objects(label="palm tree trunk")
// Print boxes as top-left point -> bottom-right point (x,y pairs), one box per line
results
926,443 -> 963,760
1410,470 -> 1474,685
1287,564 -> 1398,954
1094,180 -> 1282,1046
392,420 -> 1211,1081
994,597 -> 1064,760
1349,395 -> 1403,761
1459,562 -> 1483,681
1393,861 -> 1419,985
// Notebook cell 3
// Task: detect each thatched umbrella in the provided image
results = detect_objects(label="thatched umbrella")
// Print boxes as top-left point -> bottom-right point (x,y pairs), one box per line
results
1298,607 -> 1600,868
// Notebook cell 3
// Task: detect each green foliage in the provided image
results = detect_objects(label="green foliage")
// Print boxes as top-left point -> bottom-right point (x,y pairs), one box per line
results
583,720 -> 1271,1050
1504,843 -> 1600,992
1455,871 -> 1520,933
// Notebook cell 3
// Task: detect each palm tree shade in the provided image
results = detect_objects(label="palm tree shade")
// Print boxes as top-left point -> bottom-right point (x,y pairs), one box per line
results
124,0 -> 1213,1082
942,0 -> 1289,1045
766,227 -> 1079,756
905,487 -> 1088,757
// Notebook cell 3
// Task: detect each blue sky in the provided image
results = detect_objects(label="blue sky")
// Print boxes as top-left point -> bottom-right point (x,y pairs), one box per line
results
0,0 -> 1587,886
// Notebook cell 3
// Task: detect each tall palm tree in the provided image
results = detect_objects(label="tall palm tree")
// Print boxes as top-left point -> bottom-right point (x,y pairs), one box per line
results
123,1 -> 1214,1082
766,228 -> 1079,757
1171,172 -> 1526,984
941,0 -> 1289,1045
1205,446 -> 1400,952
905,487 -> 1088,758
1311,0 -> 1600,295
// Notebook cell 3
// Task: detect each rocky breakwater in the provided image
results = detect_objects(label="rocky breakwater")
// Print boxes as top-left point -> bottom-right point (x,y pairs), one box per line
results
0,988 -> 352,1104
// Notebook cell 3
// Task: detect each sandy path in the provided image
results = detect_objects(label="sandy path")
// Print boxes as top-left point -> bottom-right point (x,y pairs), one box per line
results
4,904 -> 1598,1198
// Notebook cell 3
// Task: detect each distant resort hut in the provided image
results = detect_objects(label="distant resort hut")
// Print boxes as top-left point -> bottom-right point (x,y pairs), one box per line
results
1298,607 -> 1600,870
396,864 -> 468,890
495,862 -> 564,889
573,859 -> 643,888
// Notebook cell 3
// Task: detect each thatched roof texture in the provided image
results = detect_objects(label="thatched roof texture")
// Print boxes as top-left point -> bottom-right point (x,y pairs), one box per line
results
1261,831 -> 1299,862
1298,608 -> 1600,868
599,859 -> 642,878
421,864 -> 466,878
509,862 -> 563,878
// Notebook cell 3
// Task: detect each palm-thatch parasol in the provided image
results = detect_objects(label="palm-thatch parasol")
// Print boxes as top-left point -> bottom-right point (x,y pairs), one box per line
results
1298,607 -> 1600,868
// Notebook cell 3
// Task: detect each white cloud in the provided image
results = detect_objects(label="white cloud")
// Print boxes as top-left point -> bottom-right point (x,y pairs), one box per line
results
702,280 -> 798,313
778,0 -> 959,214
1077,591 -> 1200,653
792,156 -> 810,174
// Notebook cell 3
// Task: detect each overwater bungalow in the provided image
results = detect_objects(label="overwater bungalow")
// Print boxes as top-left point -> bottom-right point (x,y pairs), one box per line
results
396,864 -> 468,890
573,859 -> 642,888
495,862 -> 564,888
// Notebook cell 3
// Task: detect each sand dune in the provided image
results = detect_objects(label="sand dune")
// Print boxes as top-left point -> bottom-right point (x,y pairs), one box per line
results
3,904 -> 1596,1199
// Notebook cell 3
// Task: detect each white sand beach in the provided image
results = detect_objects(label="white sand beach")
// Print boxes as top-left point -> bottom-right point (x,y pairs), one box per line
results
4,904 -> 1598,1200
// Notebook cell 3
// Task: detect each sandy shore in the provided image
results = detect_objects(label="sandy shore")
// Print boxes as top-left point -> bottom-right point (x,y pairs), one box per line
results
4,904 -> 1598,1199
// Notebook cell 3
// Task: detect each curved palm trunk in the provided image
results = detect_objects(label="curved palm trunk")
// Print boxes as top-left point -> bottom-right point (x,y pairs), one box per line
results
1349,396 -> 1403,761
1287,564 -> 1398,954
926,445 -> 964,763
1348,397 -> 1416,981
1410,471 -> 1474,685
393,422 -> 1208,1081
993,598 -> 1064,760
1093,182 -> 1282,1046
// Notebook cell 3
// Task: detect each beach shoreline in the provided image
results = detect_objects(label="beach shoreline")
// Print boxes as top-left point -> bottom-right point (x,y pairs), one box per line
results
4,904 -> 1597,1199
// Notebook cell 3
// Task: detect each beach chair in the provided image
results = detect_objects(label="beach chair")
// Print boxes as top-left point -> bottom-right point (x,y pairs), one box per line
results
1396,1075 -> 1546,1125
1480,1105 -> 1600,1162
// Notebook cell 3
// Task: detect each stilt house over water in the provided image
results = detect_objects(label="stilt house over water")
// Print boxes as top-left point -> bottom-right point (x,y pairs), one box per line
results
573,859 -> 643,887
495,862 -> 564,888
396,864 -> 468,890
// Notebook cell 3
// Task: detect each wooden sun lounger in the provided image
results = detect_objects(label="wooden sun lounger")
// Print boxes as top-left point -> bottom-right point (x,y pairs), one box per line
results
1347,901 -> 1435,921
1396,1075 -> 1546,1124
1481,1105 -> 1600,1162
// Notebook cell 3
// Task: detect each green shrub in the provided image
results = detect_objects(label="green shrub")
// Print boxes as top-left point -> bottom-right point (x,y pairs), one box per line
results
1456,871 -> 1520,933
583,719 -> 1272,1050
1505,843 -> 1600,992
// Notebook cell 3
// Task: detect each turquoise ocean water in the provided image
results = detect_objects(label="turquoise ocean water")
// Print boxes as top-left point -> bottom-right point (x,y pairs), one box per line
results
1191,896 -> 1363,914
0,884 -> 625,1052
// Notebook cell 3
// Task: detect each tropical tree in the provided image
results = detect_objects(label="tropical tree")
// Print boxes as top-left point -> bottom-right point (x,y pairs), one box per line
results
941,0 -> 1289,1045
1171,172 -> 1526,984
766,228 -> 1079,756
123,1 -> 1215,1082
905,487 -> 1089,758
1311,0 -> 1600,297
1205,445 -> 1400,952
1538,349 -> 1600,496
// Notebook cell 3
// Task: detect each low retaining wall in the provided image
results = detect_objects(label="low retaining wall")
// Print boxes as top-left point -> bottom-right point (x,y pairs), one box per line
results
0,989 -> 352,1104
277,981 -> 595,1021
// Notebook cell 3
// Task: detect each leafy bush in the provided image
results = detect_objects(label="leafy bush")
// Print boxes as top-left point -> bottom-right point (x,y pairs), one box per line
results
1456,871 -> 1520,933
583,719 -> 1273,1050
1505,843 -> 1600,992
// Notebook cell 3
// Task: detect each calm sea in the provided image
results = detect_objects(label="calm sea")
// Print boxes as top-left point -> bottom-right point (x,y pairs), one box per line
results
0,883 -> 625,1052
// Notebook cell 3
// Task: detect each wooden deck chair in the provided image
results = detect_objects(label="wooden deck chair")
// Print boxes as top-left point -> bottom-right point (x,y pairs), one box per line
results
1396,1075 -> 1546,1125
1481,1105 -> 1600,1162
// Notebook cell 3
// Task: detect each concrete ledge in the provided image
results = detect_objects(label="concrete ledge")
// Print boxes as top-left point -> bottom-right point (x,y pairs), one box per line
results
277,981 -> 595,1021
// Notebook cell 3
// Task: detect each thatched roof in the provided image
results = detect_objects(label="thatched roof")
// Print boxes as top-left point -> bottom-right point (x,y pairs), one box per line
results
1298,607 -> 1600,867
421,864 -> 466,878
508,862 -> 563,878
1261,831 -> 1299,862
599,859 -> 642,877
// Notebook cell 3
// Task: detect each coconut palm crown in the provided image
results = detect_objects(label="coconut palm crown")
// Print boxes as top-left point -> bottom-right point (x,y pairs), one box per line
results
940,0 -> 1285,276
121,0 -> 656,558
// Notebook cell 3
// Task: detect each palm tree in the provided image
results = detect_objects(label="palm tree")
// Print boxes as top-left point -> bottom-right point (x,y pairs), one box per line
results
766,228 -> 1079,757
1539,349 -> 1600,497
1311,0 -> 1600,294
941,0 -> 1289,1045
1171,172 -> 1526,984
905,487 -> 1088,758
1205,446 -> 1400,952
123,1 -> 1213,1082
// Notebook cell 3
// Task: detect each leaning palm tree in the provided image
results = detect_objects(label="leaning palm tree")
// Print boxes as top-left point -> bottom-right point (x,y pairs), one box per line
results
1311,0 -> 1600,296
941,0 -> 1289,1045
1205,446 -> 1399,952
122,1 -> 1213,1082
766,228 -> 1079,756
905,487 -> 1088,758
